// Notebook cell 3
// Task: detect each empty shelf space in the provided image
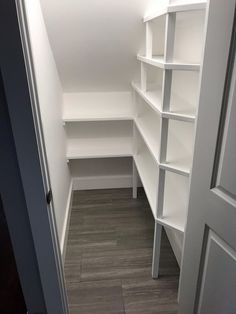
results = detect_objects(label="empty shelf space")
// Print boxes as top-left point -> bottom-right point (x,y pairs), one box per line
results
63,91 -> 134,122
137,55 -> 200,71
134,93 -> 161,162
144,1 -> 206,22
67,137 -> 133,160
134,156 -> 157,219
165,119 -> 195,174
134,129 -> 159,217
132,82 -> 195,122
156,171 -> 189,233
132,82 -> 162,114
135,118 -> 160,164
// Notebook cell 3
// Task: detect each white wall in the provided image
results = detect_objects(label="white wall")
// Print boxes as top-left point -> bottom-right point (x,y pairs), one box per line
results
39,0 -> 170,92
24,0 -> 72,249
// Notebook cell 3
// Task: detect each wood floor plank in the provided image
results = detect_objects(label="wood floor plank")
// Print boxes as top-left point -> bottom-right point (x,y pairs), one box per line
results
67,279 -> 124,314
122,276 -> 179,314
64,188 -> 179,314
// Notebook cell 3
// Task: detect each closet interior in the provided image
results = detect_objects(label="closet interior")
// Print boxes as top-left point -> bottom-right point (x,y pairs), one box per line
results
62,1 -> 206,272
23,0 -> 207,301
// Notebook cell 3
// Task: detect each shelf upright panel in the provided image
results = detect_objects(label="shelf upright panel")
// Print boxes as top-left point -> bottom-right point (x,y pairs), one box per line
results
157,8 -> 177,215
146,21 -> 153,58
141,62 -> 147,92
132,90 -> 138,199
152,9 -> 178,279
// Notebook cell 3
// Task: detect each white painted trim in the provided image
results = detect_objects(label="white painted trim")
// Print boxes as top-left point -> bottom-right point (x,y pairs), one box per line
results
73,175 -> 141,191
60,180 -> 73,262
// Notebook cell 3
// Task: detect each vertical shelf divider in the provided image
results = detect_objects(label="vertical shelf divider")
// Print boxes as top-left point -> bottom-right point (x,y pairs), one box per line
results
132,91 -> 138,199
141,63 -> 147,92
146,22 -> 153,58
164,13 -> 176,63
152,11 -> 176,279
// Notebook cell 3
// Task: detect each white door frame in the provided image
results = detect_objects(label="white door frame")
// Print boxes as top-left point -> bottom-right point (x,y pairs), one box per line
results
0,1 -> 68,313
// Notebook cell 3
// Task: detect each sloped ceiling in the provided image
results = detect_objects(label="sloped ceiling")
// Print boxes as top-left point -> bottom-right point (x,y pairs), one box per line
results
39,0 -> 167,92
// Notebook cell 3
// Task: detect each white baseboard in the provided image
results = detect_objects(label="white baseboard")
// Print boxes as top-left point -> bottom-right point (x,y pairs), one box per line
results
73,174 -> 135,190
165,227 -> 183,266
60,180 -> 73,262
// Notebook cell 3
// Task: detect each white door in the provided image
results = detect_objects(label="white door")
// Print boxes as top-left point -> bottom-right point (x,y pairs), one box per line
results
178,0 -> 236,313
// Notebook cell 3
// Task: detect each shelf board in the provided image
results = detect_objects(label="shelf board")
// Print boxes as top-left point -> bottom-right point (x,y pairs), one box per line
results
134,155 -> 157,219
156,216 -> 185,233
137,55 -> 200,71
63,112 -> 133,122
132,82 -> 196,122
160,162 -> 190,177
162,111 -> 195,123
132,81 -> 162,114
66,137 -> 133,160
144,1 -> 207,22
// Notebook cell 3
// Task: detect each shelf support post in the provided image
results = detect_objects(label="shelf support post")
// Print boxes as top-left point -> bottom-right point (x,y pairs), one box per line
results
146,22 -> 153,58
132,160 -> 138,199
141,62 -> 147,92
152,221 -> 162,278
162,70 -> 172,112
164,13 -> 176,63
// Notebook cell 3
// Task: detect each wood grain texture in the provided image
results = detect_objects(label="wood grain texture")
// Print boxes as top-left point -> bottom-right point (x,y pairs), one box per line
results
64,188 -> 179,314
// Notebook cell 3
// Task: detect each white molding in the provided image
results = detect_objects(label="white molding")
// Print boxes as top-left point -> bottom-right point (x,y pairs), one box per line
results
60,180 -> 73,262
72,175 -> 141,191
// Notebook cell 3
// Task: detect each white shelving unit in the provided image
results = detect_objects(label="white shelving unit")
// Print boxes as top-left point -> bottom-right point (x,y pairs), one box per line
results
132,0 -> 206,277
63,0 -> 206,279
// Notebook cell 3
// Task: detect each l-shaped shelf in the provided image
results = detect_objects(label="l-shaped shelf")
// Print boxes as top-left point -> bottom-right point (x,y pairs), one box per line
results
137,55 -> 200,71
144,1 -> 206,22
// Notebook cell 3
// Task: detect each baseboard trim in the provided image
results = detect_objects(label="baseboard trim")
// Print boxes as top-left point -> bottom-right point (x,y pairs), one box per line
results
60,180 -> 73,262
73,174 -> 134,190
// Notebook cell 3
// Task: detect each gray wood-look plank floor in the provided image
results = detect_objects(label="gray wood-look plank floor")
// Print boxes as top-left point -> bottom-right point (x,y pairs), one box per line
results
64,188 -> 179,314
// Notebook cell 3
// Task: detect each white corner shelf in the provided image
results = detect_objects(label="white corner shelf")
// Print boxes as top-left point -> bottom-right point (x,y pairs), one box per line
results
137,55 -> 200,71
144,1 -> 207,22
66,137 -> 133,160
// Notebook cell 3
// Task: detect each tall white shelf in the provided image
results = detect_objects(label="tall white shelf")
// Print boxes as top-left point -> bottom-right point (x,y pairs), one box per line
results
63,0 -> 206,279
132,0 -> 206,277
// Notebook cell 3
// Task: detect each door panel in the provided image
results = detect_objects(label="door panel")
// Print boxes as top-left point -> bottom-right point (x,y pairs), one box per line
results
197,230 -> 236,314
0,197 -> 26,314
215,60 -> 236,198
178,0 -> 236,313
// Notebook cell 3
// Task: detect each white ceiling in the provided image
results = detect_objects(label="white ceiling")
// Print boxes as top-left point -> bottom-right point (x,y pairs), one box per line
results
39,0 -> 167,92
